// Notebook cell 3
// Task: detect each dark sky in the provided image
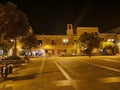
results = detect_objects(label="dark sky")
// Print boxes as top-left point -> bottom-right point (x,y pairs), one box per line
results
1,0 -> 120,35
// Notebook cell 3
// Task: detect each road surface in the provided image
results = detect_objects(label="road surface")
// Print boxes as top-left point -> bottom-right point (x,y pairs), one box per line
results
0,55 -> 120,90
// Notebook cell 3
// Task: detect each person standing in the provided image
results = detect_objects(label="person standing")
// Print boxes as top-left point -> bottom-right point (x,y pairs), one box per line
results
24,52 -> 30,63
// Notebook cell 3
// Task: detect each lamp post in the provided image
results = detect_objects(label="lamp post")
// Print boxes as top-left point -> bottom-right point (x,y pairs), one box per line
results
63,38 -> 68,55
10,39 -> 17,56
63,38 -> 68,45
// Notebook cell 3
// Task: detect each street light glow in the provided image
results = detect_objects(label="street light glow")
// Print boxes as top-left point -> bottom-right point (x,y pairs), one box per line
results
108,39 -> 114,42
10,39 -> 15,42
63,38 -> 68,44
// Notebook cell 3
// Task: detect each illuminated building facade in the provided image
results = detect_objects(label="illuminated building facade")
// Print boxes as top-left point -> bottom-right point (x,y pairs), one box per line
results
1,24 -> 120,56
34,24 -> 119,56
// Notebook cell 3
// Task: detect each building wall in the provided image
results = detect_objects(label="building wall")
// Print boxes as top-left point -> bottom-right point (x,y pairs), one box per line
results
76,27 -> 99,36
36,35 -> 75,55
32,24 -> 119,56
99,33 -> 117,41
34,25 -> 100,56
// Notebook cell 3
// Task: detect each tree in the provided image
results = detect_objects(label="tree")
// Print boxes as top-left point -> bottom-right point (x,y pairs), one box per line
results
73,40 -> 87,55
100,41 -> 116,55
0,3 -> 8,44
79,33 -> 101,56
0,2 -> 30,56
0,41 -> 12,56
20,33 -> 38,55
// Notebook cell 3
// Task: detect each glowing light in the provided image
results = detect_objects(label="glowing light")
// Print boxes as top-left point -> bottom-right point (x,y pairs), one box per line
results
63,38 -> 68,44
118,43 -> 120,45
10,39 -> 15,42
107,39 -> 114,42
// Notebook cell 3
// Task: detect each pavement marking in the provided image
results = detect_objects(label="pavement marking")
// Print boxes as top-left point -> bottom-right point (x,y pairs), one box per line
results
98,76 -> 120,83
54,80 -> 81,86
3,84 -> 14,90
103,59 -> 120,63
39,57 -> 45,73
57,60 -> 82,79
54,80 -> 71,86
76,59 -> 120,73
53,60 -> 79,90
74,59 -> 120,84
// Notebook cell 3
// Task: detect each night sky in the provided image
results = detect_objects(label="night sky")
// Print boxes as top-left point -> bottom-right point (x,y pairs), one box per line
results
1,0 -> 120,35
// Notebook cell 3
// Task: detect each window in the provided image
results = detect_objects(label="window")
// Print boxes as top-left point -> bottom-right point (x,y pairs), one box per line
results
38,40 -> 42,45
68,24 -> 72,29
95,32 -> 98,35
51,40 -> 56,45
74,40 -> 76,42
73,40 -> 77,45
91,32 -> 94,34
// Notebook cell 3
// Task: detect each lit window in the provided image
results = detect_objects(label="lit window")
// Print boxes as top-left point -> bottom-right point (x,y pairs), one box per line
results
51,40 -> 56,45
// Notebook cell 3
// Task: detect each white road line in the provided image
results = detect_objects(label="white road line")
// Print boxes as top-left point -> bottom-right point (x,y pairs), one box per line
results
98,76 -> 120,83
54,80 -> 71,86
53,60 -> 79,90
39,57 -> 45,73
103,59 -> 120,62
77,60 -> 120,73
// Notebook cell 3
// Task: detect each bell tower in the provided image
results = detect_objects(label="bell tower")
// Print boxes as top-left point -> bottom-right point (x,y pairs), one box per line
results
66,24 -> 73,35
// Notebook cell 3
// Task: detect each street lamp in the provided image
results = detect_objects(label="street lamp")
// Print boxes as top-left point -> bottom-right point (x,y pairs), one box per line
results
108,39 -> 114,42
10,39 -> 15,43
63,38 -> 68,45
62,38 -> 69,56
10,39 -> 17,56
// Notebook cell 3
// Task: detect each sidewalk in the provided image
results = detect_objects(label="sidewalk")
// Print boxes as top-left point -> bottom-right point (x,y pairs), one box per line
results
0,63 -> 26,81
0,63 -> 27,90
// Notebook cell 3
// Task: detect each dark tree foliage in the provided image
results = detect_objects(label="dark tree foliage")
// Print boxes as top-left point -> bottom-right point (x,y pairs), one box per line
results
0,2 -> 29,39
79,33 -> 101,56
21,33 -> 38,52
0,2 -> 30,56
0,41 -> 12,55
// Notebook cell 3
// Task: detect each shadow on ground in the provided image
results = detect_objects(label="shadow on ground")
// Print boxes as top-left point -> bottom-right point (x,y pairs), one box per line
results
0,73 -> 39,82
